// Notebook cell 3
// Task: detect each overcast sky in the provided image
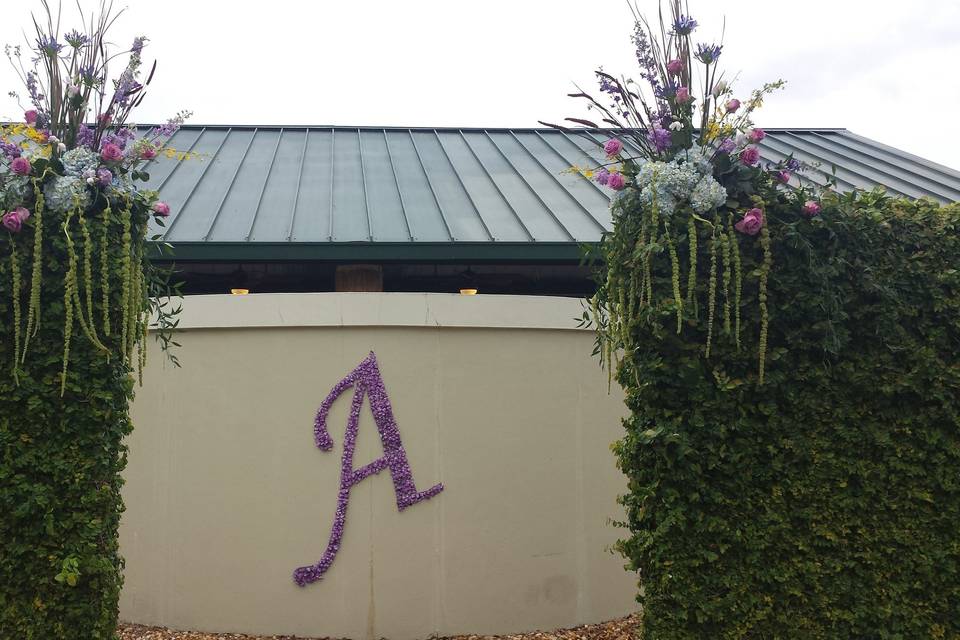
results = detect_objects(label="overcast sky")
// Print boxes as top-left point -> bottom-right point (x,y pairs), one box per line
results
0,0 -> 957,169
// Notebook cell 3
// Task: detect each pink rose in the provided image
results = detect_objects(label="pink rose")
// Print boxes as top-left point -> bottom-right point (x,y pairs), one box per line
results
734,208 -> 764,236
2,210 -> 22,233
776,170 -> 791,184
675,86 -> 691,104
747,128 -> 766,142
802,200 -> 821,217
604,138 -> 623,157
24,110 -> 37,125
12,207 -> 30,222
100,143 -> 123,162
607,173 -> 626,191
666,59 -> 684,76
141,146 -> 157,160
725,98 -> 741,113
10,157 -> 31,176
740,146 -> 760,166
152,201 -> 171,217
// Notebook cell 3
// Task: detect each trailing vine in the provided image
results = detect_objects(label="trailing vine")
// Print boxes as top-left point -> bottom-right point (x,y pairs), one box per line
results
705,223 -> 718,358
9,242 -> 21,383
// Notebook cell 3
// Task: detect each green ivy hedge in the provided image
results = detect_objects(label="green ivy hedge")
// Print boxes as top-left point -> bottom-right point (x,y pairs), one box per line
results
0,197 -> 149,638
611,192 -> 960,639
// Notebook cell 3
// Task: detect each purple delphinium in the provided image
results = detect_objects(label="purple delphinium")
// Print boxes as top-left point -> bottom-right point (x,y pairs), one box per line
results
75,124 -> 94,149
631,24 -> 661,91
647,125 -> 672,153
130,36 -> 147,55
293,353 -> 443,587
695,43 -> 722,64
672,15 -> 698,35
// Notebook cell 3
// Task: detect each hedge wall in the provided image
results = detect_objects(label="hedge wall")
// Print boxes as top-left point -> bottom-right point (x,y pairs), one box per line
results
610,191 -> 960,639
0,196 -> 151,638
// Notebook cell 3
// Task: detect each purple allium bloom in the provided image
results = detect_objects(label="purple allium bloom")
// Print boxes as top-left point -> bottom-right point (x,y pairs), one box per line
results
787,158 -> 801,171
293,353 -> 443,587
647,125 -> 672,153
595,168 -> 611,186
64,30 -> 89,48
718,138 -> 736,154
695,43 -> 722,64
36,35 -> 63,56
672,15 -> 698,35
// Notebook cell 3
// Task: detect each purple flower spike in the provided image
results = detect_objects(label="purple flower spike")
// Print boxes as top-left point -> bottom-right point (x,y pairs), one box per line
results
293,352 -> 444,586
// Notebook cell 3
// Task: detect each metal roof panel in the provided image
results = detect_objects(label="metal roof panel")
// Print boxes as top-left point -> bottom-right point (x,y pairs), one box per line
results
138,126 -> 959,259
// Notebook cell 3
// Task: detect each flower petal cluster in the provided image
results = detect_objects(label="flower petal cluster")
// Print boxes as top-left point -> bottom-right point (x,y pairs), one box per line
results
43,176 -> 92,213
635,156 -> 728,215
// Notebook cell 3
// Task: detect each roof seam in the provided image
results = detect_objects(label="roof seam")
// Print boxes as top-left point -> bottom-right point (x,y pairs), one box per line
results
483,131 -> 575,241
357,129 -> 374,241
246,127 -> 284,241
458,129 -> 536,241
432,130 -> 495,241
508,131 -> 607,234
382,131 -> 415,241
203,128 -> 257,241
286,129 -> 310,241
163,127 -> 231,239
408,129 -> 456,242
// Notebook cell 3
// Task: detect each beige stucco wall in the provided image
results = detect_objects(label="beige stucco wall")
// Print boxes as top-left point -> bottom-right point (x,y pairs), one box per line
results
120,293 -> 636,639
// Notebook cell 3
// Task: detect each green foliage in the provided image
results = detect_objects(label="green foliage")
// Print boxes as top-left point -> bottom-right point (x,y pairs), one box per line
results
0,191 -> 165,638
603,191 -> 960,638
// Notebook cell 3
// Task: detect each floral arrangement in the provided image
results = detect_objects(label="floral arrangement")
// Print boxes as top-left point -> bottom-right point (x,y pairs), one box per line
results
1,1 -> 189,393
293,352 -> 443,586
545,0 -> 826,383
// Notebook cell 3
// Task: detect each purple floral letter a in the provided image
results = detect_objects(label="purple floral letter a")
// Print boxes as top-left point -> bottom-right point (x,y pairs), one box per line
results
293,352 -> 443,586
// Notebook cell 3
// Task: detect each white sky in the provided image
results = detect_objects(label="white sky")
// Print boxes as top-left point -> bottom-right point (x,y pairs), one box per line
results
0,0 -> 957,169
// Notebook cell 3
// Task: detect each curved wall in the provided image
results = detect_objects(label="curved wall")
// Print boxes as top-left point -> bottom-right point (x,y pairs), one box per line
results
120,293 -> 636,639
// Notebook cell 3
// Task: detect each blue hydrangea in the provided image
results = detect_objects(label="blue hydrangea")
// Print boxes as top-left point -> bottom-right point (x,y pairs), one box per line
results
60,147 -> 99,177
634,156 -> 728,216
43,176 -> 91,213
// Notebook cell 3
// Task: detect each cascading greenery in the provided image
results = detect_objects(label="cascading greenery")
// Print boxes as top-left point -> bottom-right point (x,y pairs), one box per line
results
0,2 -> 185,637
0,174 -> 178,638
595,190 -> 960,638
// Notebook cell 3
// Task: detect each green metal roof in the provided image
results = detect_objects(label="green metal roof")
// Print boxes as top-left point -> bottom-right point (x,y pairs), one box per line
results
143,126 -> 960,262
